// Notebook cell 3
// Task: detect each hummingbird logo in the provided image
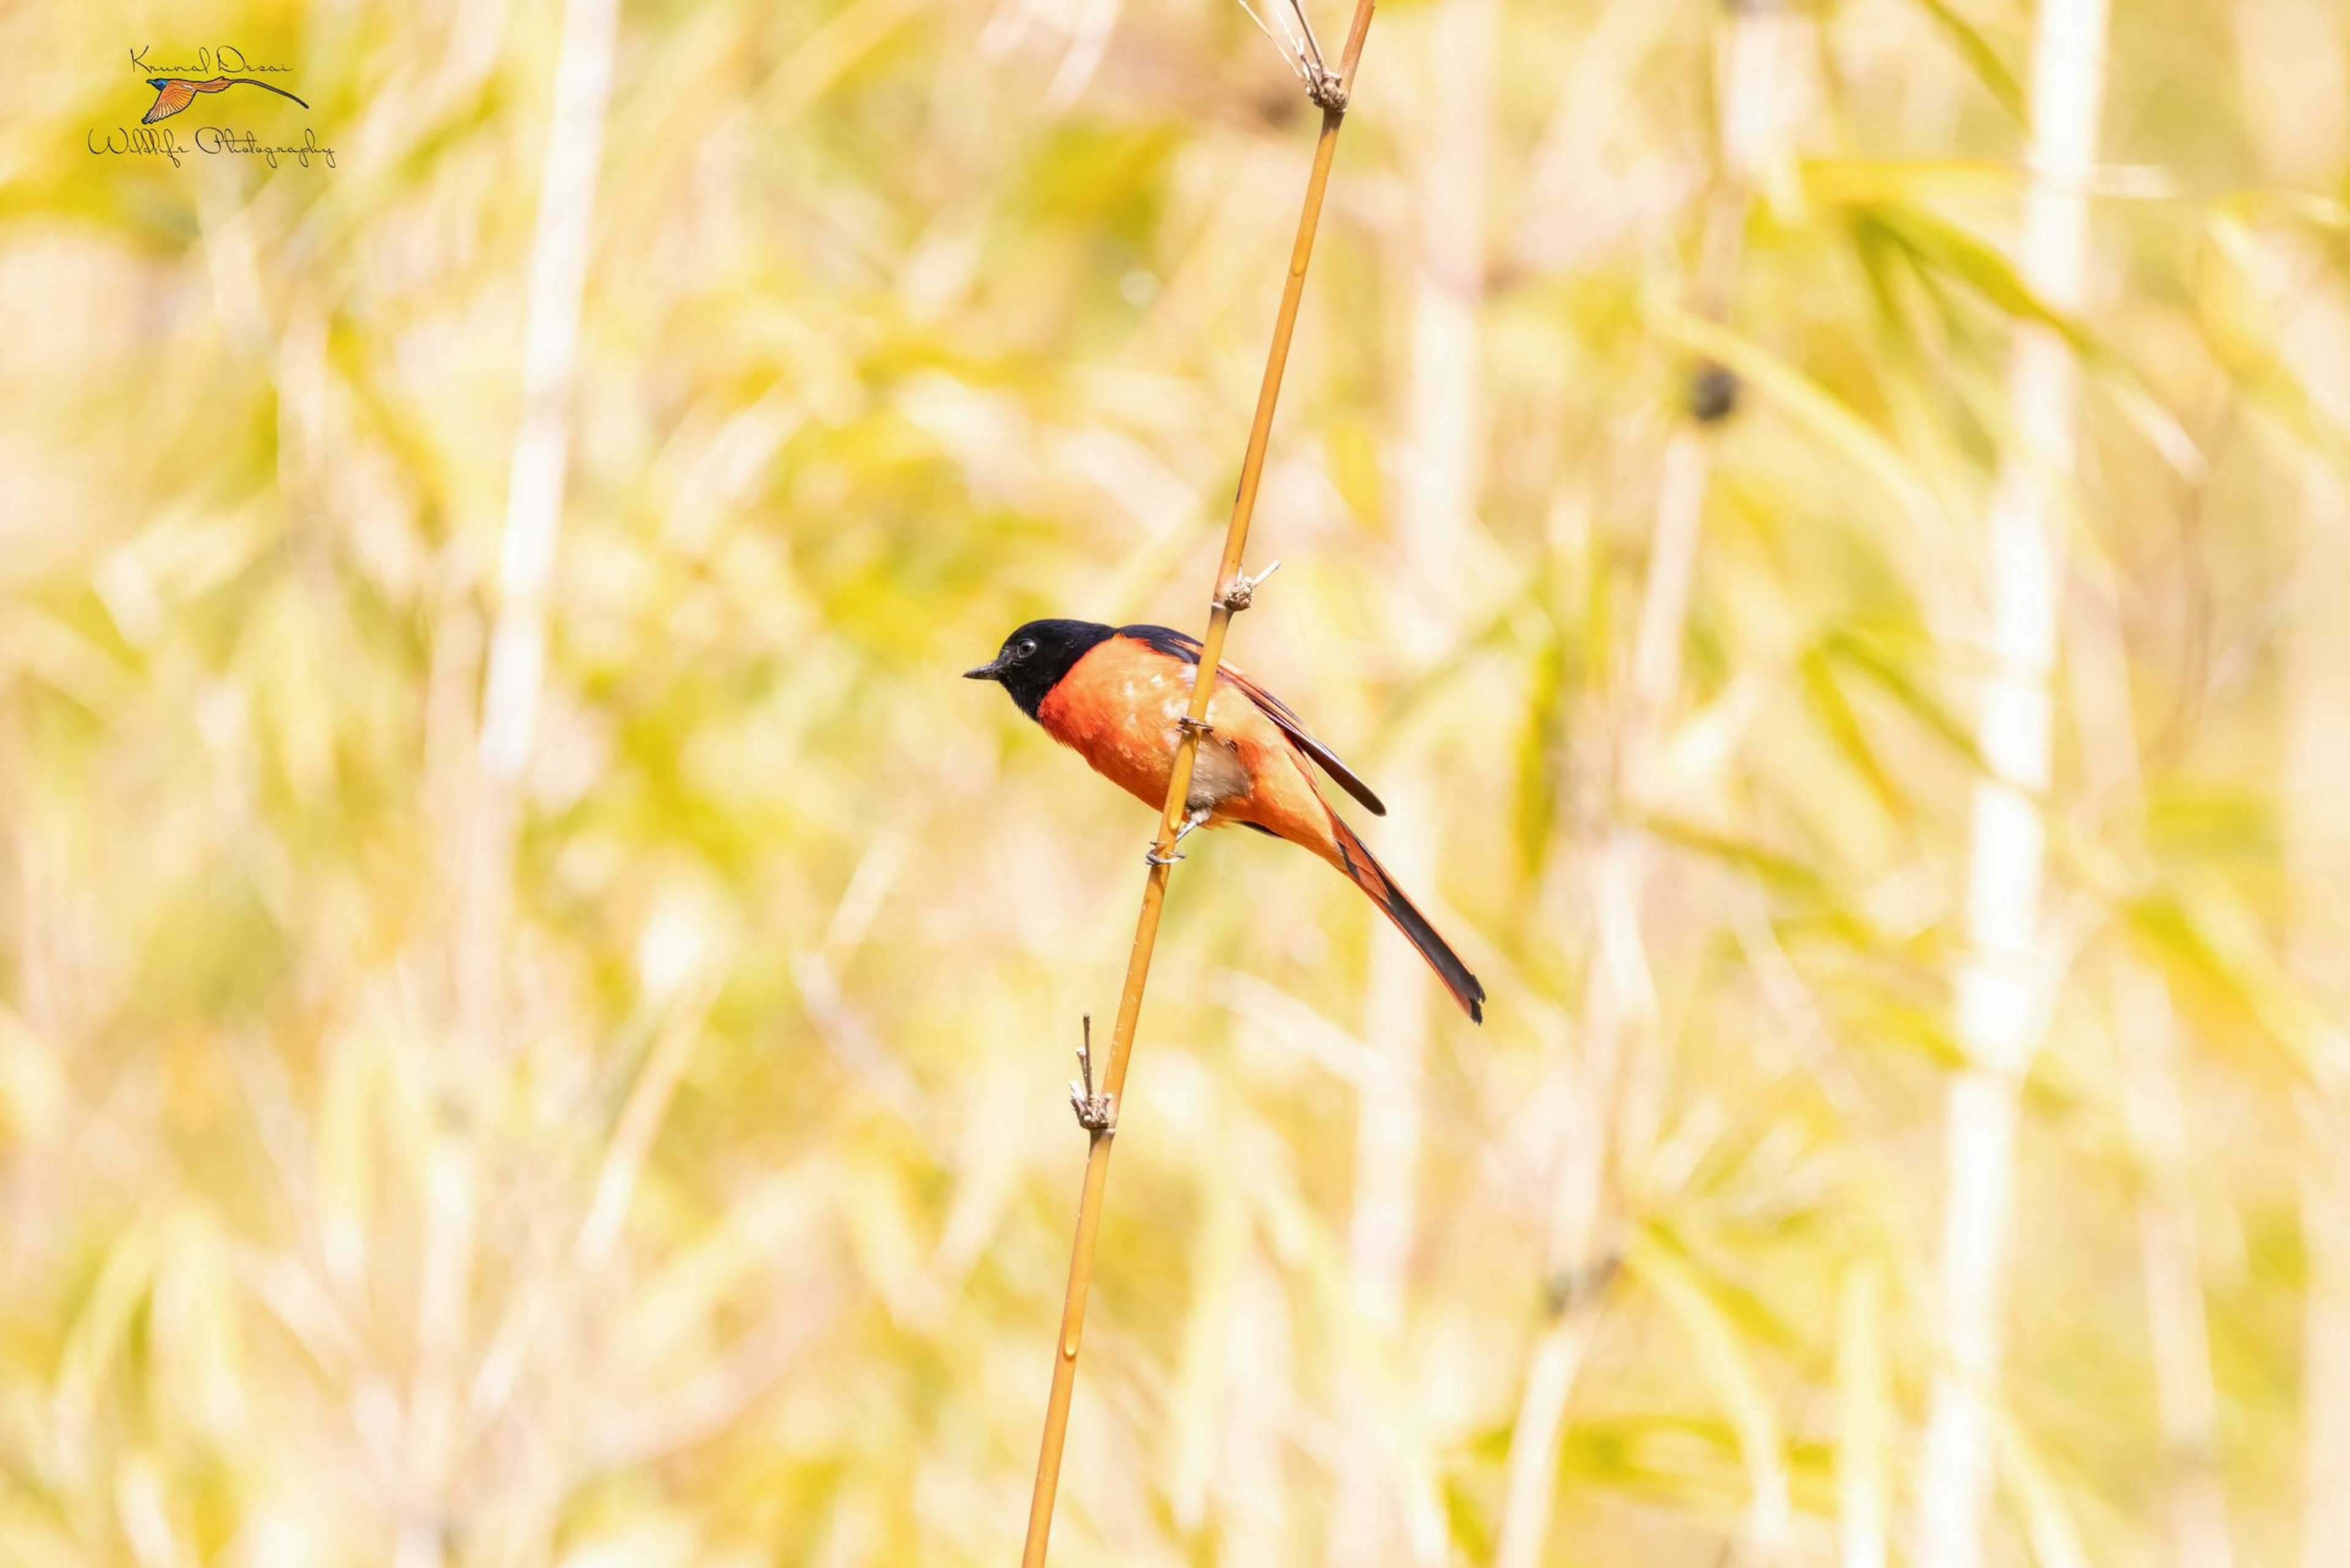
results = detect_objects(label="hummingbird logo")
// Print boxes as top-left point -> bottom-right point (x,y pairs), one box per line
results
140,76 -> 308,125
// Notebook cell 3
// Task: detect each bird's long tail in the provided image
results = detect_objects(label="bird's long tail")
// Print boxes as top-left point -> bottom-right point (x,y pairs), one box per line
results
222,79 -> 312,109
1327,815 -> 1486,1023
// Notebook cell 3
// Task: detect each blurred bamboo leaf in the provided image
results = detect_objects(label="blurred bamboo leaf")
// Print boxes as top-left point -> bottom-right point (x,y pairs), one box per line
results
1629,1228 -> 1792,1550
1900,0 -> 2026,121
1654,307 -> 1952,530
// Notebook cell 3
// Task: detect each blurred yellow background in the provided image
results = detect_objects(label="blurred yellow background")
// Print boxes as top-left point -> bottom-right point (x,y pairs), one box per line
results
4,0 -> 2349,1564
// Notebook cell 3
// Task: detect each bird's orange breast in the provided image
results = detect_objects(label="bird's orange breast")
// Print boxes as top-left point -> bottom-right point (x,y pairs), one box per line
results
1034,635 -> 1343,861
1036,636 -> 1217,809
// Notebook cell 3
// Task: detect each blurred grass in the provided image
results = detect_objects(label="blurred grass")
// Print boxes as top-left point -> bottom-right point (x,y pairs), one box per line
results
1,0 -> 2348,1564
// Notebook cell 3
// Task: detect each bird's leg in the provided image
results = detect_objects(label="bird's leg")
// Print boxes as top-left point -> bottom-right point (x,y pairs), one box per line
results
1144,807 -> 1210,866
1069,1016 -> 1115,1134
1146,718 -> 1220,866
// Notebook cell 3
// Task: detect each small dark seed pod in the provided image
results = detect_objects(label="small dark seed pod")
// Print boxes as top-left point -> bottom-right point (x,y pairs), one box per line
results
1688,361 -> 1742,424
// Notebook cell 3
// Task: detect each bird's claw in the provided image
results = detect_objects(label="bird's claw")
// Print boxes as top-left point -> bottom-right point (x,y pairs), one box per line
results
1175,714 -> 1215,737
1148,810 -> 1209,865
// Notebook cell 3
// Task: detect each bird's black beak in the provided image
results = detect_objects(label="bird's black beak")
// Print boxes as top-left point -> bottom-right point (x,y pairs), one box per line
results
964,659 -> 1004,681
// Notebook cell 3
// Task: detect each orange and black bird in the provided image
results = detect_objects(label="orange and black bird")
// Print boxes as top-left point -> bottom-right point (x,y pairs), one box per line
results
141,77 -> 310,124
967,619 -> 1486,1022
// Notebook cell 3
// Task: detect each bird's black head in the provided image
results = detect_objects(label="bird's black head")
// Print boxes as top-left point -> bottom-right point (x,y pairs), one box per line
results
147,78 -> 171,89
964,618 -> 1114,719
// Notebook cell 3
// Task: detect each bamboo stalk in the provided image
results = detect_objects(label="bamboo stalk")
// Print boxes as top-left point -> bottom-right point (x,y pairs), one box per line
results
2116,963 -> 2235,1568
2254,10 -> 2350,1544
2285,346 -> 2350,1568
1491,5 -> 1781,1564
1016,6 -> 1378,1561
415,3 -> 621,1563
1322,0 -> 1495,1556
461,0 -> 624,1047
1914,0 -> 2111,1561
2072,532 -> 2236,1568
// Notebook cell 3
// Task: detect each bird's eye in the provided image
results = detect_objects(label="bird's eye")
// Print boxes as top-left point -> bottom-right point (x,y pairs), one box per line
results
1017,640 -> 1037,658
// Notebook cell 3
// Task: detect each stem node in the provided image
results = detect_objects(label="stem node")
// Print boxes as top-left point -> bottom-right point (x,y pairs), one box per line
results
1070,1016 -> 1117,1133
1218,559 -> 1283,611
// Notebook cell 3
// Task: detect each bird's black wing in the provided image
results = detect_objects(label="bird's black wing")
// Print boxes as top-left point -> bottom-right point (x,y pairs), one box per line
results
1119,624 -> 1387,816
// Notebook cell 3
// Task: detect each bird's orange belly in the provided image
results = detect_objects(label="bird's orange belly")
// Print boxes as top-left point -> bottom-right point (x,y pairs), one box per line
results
1037,653 -> 1258,818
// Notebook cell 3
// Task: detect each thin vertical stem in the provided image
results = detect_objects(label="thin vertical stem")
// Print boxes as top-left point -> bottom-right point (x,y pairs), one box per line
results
462,0 -> 624,1043
1017,6 -> 1378,1562
2115,964 -> 2235,1568
2248,2 -> 2350,1545
1324,0 -> 1494,1556
1914,0 -> 2110,1561
2303,1094 -> 2350,1568
414,3 -> 619,1564
1491,5 -> 1780,1564
2074,529 -> 2238,1568
1839,1263 -> 1891,1568
2285,392 -> 2350,1568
